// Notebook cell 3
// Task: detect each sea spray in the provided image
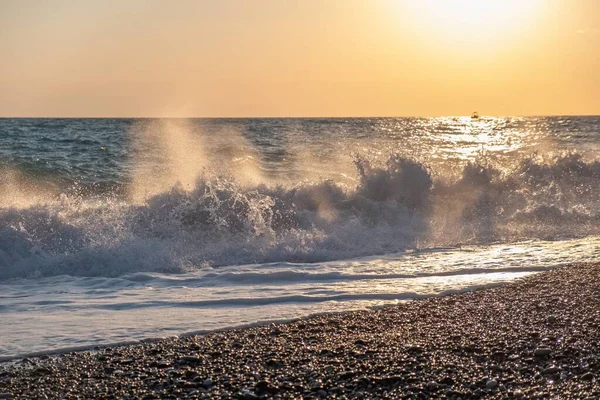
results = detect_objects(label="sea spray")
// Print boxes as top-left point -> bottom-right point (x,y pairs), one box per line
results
2,149 -> 600,279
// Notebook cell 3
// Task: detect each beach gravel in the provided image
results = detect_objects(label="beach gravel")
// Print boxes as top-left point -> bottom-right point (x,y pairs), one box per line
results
2,262 -> 600,399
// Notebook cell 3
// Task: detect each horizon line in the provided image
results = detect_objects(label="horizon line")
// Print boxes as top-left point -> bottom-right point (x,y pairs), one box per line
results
0,114 -> 599,119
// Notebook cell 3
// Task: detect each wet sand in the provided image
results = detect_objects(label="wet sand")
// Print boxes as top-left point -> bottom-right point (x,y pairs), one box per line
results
1,263 -> 600,399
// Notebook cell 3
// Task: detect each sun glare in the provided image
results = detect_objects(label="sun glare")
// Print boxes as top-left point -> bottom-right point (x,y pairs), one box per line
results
400,0 -> 541,46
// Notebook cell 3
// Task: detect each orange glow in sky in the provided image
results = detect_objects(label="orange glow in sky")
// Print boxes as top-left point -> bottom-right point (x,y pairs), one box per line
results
0,0 -> 598,117
399,0 -> 541,43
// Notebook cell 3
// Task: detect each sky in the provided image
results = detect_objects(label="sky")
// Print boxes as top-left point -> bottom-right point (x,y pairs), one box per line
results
0,0 -> 598,117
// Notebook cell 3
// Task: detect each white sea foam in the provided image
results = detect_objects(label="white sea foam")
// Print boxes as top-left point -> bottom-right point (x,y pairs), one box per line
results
2,151 -> 600,280
1,237 -> 598,359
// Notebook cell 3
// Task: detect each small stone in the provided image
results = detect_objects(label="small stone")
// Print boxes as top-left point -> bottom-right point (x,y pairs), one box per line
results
203,378 -> 213,388
534,348 -> 552,357
34,367 -> 52,375
0,393 -> 14,400
243,391 -> 259,400
406,345 -> 423,353
486,379 -> 498,389
310,379 -> 324,390
181,356 -> 204,364
426,381 -> 439,391
543,366 -> 561,375
317,389 -> 327,397
440,376 -> 454,385
255,380 -> 273,393
265,358 -> 282,367
580,372 -> 594,381
270,327 -> 282,336
339,371 -> 356,380
356,376 -> 371,387
319,349 -> 334,356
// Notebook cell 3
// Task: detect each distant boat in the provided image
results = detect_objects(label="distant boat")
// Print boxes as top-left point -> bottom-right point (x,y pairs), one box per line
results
471,111 -> 479,119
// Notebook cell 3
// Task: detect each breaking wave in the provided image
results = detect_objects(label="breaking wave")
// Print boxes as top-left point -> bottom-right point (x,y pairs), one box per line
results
2,150 -> 600,280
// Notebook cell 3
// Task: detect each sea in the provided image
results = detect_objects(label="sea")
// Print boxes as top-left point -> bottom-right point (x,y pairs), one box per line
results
1,116 -> 600,360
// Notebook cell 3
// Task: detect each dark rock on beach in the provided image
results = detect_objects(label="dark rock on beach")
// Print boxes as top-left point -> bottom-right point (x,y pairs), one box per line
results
2,262 -> 600,399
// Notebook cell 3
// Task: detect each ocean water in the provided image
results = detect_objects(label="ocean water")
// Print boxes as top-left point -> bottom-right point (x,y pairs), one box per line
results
1,116 -> 600,359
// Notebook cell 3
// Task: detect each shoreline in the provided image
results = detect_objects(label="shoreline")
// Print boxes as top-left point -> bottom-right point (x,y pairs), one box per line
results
2,263 -> 600,399
0,278 -> 523,364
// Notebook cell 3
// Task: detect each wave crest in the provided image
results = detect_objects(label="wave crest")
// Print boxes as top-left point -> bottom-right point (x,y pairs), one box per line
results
2,152 -> 600,279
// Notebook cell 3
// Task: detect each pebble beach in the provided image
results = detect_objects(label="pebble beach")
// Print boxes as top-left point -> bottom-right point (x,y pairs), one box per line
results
2,262 -> 600,399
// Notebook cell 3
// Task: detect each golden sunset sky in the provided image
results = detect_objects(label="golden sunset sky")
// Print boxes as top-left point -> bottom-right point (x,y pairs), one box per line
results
0,0 -> 598,117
